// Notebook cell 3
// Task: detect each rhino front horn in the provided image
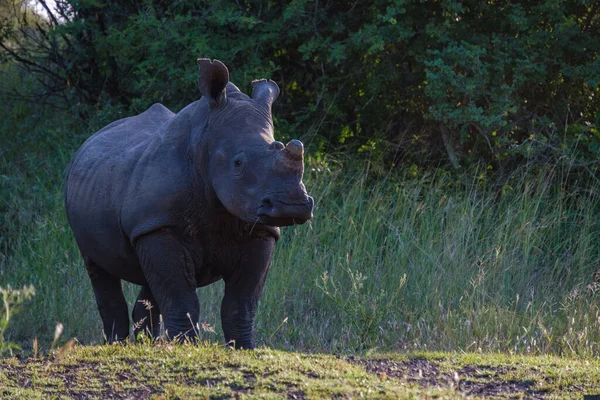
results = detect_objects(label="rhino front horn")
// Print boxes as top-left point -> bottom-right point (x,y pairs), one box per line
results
283,140 -> 304,161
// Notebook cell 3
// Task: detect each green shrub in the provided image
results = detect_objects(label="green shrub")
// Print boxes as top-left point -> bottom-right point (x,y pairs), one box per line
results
2,0 -> 598,172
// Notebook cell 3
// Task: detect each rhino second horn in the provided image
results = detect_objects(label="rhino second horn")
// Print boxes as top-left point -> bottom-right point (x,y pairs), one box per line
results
284,140 -> 304,161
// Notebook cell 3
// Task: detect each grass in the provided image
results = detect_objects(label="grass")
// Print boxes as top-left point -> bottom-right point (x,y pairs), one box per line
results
5,344 -> 600,398
2,71 -> 600,358
1,344 -> 599,399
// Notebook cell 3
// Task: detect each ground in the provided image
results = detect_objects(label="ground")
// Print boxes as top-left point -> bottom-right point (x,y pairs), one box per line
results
0,344 -> 599,399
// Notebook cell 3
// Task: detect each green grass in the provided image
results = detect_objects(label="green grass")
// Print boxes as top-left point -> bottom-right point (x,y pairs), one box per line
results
1,344 -> 599,399
2,73 -> 600,357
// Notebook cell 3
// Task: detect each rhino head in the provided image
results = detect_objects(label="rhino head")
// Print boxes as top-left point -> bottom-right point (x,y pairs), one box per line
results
197,59 -> 314,227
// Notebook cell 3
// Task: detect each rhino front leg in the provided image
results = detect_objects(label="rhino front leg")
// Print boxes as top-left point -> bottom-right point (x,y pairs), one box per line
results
84,258 -> 130,343
221,236 -> 275,349
132,285 -> 161,340
135,229 -> 199,342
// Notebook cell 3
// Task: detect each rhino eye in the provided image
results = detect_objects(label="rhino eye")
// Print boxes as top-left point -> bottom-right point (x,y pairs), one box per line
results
232,152 -> 247,175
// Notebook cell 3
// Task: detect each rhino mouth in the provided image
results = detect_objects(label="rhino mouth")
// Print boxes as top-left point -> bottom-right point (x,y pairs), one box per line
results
257,197 -> 314,227
257,215 -> 309,227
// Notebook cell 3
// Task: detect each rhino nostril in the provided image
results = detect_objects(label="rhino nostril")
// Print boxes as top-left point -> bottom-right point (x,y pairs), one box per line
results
259,197 -> 276,217
260,197 -> 273,210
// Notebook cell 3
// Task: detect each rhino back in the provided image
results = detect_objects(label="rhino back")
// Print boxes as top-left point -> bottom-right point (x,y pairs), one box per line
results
65,103 -> 196,283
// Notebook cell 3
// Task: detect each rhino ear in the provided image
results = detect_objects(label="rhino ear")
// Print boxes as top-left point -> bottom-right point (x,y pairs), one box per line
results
251,79 -> 280,110
197,58 -> 229,108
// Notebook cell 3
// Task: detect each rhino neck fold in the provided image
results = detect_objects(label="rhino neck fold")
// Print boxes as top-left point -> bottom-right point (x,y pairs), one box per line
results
179,99 -> 221,212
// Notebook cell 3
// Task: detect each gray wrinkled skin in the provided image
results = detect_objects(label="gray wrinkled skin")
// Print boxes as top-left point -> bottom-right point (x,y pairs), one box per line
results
64,59 -> 313,349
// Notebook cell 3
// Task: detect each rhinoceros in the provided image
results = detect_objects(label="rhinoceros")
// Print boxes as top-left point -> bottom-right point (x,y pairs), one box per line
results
64,59 -> 314,349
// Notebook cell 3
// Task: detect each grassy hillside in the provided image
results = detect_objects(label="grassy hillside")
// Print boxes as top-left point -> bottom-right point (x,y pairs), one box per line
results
2,68 -> 600,357
1,345 -> 599,399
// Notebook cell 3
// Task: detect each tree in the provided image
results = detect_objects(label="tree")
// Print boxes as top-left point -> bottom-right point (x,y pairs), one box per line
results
1,0 -> 599,173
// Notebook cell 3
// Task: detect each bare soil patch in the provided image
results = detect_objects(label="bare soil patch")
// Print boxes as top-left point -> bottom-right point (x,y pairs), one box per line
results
352,356 -> 548,399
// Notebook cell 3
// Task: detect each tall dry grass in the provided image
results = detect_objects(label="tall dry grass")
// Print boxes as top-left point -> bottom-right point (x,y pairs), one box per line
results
2,74 -> 600,355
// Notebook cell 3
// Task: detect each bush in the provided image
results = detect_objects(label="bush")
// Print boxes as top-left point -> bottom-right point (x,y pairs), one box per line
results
1,1 -> 599,173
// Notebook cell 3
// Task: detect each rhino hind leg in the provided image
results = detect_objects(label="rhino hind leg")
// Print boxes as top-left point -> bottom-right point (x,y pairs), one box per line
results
84,257 -> 130,343
132,285 -> 161,340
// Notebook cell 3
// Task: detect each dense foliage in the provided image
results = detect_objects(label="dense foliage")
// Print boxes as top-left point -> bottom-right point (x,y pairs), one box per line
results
1,0 -> 599,172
